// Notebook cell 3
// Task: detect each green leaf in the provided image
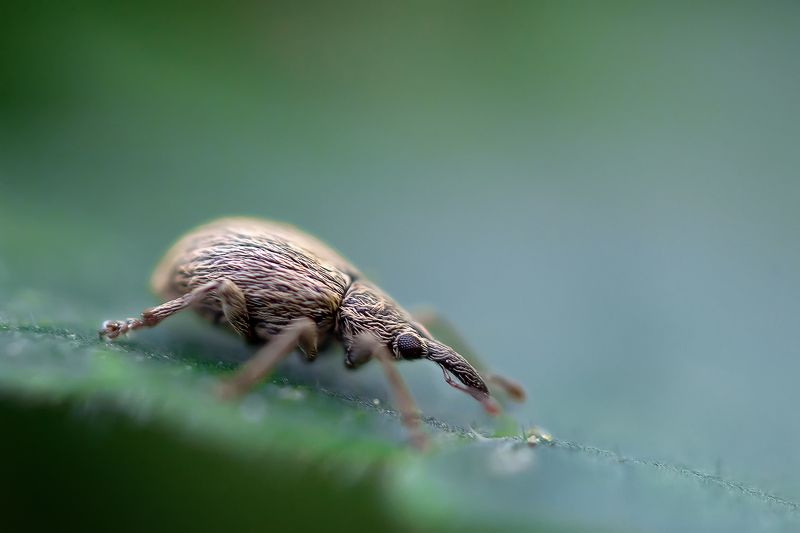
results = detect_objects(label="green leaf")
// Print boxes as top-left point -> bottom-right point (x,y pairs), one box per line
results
3,2 -> 800,531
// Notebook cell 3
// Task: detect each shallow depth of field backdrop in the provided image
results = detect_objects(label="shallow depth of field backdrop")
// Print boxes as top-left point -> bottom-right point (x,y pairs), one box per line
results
1,2 -> 799,532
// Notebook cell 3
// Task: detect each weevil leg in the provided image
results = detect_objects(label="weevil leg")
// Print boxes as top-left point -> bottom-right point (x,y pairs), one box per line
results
215,278 -> 252,339
216,318 -> 317,399
99,278 -> 253,340
412,308 -> 526,402
297,325 -> 319,361
351,334 -> 427,450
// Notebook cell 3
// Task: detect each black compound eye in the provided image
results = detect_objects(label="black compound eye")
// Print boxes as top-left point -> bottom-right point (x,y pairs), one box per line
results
396,332 -> 425,359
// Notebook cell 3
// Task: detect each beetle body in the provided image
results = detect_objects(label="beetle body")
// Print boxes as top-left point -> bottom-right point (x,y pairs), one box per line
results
145,217 -> 492,398
151,218 -> 354,343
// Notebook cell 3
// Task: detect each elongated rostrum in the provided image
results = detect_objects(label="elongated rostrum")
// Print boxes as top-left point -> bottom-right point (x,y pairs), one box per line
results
100,217 -> 524,444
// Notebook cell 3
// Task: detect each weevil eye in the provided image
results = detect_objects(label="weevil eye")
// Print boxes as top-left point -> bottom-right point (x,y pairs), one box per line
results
395,332 -> 426,359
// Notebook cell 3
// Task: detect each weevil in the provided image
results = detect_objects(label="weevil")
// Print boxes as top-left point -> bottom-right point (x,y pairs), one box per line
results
100,217 -> 524,445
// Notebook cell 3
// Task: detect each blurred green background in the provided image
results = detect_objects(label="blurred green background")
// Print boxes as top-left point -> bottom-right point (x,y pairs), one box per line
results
1,1 -> 799,531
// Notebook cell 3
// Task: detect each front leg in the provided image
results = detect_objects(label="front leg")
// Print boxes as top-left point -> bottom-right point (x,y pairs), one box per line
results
99,278 -> 253,341
350,334 -> 427,450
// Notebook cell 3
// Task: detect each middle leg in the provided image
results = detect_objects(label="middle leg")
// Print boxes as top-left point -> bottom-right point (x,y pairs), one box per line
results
217,318 -> 318,399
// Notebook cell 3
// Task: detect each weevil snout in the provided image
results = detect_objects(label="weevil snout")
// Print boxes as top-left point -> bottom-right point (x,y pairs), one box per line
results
426,340 -> 500,415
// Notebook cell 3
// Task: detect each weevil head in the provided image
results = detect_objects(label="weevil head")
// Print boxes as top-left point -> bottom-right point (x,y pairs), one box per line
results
390,328 -> 487,391
395,331 -> 496,412
338,281 -> 495,412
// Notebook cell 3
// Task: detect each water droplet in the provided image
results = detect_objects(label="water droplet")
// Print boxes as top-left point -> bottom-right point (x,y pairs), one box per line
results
525,426 -> 553,447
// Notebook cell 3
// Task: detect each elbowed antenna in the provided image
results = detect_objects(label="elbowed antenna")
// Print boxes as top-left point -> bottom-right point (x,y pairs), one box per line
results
426,340 -> 499,415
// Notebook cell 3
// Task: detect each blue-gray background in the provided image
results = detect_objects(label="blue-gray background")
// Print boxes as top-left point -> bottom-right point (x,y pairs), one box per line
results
1,2 -> 799,531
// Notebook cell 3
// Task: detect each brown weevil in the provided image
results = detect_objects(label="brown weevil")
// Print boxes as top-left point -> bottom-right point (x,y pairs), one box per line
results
100,217 -> 524,446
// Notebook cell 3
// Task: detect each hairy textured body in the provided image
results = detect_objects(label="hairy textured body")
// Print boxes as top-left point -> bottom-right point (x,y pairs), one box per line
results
101,217 -> 524,429
151,218 -> 356,342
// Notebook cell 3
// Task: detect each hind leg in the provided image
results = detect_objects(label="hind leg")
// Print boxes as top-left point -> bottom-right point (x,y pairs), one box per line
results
412,308 -> 526,402
99,278 -> 253,340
